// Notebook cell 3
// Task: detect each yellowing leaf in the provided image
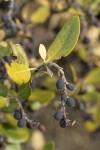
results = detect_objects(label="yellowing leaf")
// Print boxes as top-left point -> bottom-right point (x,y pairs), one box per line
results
84,121 -> 97,132
5,61 -> 31,85
39,44 -> 47,62
11,44 -> 29,67
0,96 -> 8,108
30,6 -> 50,23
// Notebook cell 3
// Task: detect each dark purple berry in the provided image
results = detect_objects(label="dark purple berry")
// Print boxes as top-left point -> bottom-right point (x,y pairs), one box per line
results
54,110 -> 63,121
59,118 -> 69,128
61,93 -> 67,102
26,122 -> 34,129
66,83 -> 75,91
14,110 -> 22,120
82,37 -> 90,45
5,21 -> 12,28
1,14 -> 9,22
56,79 -> 65,90
66,97 -> 75,107
17,118 -> 26,128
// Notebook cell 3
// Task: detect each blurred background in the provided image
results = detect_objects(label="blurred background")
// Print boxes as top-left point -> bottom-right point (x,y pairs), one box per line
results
0,0 -> 100,150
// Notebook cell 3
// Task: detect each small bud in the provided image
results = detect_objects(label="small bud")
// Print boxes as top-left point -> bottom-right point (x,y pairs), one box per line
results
38,124 -> 46,133
66,83 -> 75,91
66,97 -> 75,107
56,79 -> 65,90
17,118 -> 26,128
54,110 -> 63,121
14,110 -> 22,120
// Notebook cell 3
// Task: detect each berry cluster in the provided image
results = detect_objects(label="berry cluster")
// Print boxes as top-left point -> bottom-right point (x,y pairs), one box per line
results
1,13 -> 17,32
14,109 -> 27,128
14,109 -> 45,132
54,79 -> 76,128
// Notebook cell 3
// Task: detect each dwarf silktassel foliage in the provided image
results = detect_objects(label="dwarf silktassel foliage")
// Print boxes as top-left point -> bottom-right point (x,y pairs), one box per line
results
0,16 -> 80,140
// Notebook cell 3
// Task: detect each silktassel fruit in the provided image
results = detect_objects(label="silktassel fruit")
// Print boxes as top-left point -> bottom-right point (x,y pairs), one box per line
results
14,110 -> 22,120
66,83 -> 75,91
56,79 -> 65,90
61,92 -> 67,102
1,14 -> 9,22
82,36 -> 90,45
66,97 -> 75,107
59,118 -> 69,128
17,118 -> 26,128
26,122 -> 34,129
54,110 -> 63,121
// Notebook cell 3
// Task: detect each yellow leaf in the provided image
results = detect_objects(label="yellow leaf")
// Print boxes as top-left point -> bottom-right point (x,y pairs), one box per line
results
30,6 -> 50,23
84,121 -> 97,132
11,44 -> 29,67
39,44 -> 46,62
0,96 -> 8,108
5,61 -> 31,85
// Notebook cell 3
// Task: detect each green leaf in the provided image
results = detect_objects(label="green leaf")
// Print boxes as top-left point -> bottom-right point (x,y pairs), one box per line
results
10,44 -> 29,67
69,65 -> 78,82
0,96 -> 8,109
0,83 -> 7,97
6,114 -> 17,126
18,82 -> 31,99
30,6 -> 50,23
42,142 -> 55,150
46,16 -> 80,62
78,91 -> 100,102
0,123 -> 29,143
6,144 -> 22,150
0,42 -> 10,58
2,98 -> 17,113
77,44 -> 88,61
85,68 -> 100,84
43,76 -> 57,91
28,89 -> 55,106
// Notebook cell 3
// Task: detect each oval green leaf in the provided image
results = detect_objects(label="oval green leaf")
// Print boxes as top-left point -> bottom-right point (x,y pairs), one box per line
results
46,16 -> 80,62
85,68 -> 100,84
0,42 -> 10,58
18,82 -> 31,99
28,89 -> 55,106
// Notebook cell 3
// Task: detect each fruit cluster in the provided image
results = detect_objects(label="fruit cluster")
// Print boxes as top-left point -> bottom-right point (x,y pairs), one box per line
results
54,79 -> 76,128
1,12 -> 18,32
14,109 -> 27,128
14,109 -> 45,132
